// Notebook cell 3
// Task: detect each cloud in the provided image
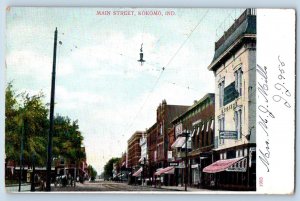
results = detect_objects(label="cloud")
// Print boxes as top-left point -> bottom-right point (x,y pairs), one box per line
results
55,86 -> 106,111
5,8 -> 226,174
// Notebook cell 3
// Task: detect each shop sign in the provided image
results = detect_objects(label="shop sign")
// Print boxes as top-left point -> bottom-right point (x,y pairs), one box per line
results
223,82 -> 239,106
169,162 -> 179,166
191,164 -> 199,168
175,123 -> 183,137
219,130 -> 237,139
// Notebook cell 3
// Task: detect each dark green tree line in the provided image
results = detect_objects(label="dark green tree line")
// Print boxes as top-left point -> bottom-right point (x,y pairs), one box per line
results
87,165 -> 97,181
103,157 -> 120,180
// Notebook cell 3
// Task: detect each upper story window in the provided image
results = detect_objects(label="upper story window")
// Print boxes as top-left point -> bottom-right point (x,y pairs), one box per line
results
234,108 -> 242,139
218,115 -> 225,145
234,68 -> 243,96
160,122 -> 163,135
218,80 -> 225,107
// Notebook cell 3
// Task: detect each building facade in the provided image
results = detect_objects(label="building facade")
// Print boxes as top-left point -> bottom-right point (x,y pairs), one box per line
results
155,100 -> 189,170
146,123 -> 157,185
205,8 -> 256,191
171,93 -> 215,188
127,131 -> 143,170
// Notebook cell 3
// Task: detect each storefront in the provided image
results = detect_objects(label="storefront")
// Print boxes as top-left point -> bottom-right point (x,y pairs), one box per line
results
202,147 -> 256,191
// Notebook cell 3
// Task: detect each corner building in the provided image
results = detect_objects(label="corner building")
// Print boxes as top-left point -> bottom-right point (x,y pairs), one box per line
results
205,9 -> 256,191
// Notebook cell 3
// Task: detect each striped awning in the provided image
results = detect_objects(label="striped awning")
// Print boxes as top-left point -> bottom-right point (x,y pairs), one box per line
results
171,137 -> 186,148
132,167 -> 143,177
203,157 -> 245,173
154,166 -> 175,176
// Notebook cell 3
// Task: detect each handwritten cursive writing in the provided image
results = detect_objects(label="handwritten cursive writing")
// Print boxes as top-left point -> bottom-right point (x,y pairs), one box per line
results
272,56 -> 292,108
259,140 -> 270,172
257,64 -> 274,172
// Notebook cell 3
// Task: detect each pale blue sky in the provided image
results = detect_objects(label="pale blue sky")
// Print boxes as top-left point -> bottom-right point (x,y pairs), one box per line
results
6,7 -> 244,173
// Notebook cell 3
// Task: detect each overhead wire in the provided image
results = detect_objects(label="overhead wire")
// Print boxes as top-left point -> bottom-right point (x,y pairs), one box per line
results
123,10 -> 210,135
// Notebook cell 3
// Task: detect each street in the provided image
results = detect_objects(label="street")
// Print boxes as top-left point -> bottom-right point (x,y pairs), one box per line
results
52,181 -> 176,192
51,180 -> 211,192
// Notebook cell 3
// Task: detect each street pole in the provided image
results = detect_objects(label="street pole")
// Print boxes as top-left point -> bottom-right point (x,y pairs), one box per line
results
184,131 -> 189,191
31,154 -> 35,192
18,120 -> 24,192
143,157 -> 146,186
46,27 -> 58,191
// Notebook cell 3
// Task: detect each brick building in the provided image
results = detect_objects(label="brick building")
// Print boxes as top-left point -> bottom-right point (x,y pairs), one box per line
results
171,93 -> 215,187
127,131 -> 143,170
146,123 -> 157,184
152,100 -> 189,186
155,100 -> 189,169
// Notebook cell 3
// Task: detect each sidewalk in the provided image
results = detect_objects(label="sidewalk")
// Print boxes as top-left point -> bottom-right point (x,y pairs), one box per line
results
6,184 -> 31,193
152,185 -> 211,192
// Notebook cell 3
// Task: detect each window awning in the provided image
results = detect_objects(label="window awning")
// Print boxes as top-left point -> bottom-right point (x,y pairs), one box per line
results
132,167 -> 143,177
190,128 -> 196,137
154,166 -> 175,176
171,137 -> 186,148
203,157 -> 245,173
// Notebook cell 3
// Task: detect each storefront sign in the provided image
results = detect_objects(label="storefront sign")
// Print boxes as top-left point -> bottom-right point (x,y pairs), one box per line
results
219,130 -> 237,139
169,162 -> 179,166
191,164 -> 199,168
223,81 -> 239,106
175,123 -> 182,137
221,101 -> 237,114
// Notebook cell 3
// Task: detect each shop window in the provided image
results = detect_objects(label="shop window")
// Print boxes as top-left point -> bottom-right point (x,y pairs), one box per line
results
244,148 -> 248,156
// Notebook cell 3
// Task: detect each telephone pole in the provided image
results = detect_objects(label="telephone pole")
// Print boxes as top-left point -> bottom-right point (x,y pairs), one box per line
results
183,130 -> 190,191
46,27 -> 58,191
18,120 -> 25,192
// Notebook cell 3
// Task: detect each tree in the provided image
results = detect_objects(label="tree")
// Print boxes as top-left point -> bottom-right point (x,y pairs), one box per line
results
87,165 -> 97,181
52,116 -> 86,167
5,83 -> 86,175
5,84 -> 49,167
5,83 -> 21,165
103,157 -> 120,180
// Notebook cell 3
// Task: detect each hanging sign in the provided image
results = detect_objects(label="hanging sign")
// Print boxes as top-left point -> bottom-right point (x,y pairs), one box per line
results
219,130 -> 237,139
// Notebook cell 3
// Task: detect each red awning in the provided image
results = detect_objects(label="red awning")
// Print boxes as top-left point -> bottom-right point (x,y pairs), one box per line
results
132,167 -> 143,177
171,137 -> 186,148
154,166 -> 175,176
203,157 -> 244,173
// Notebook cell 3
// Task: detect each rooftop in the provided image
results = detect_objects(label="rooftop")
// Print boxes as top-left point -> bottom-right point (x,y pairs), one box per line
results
208,8 -> 256,71
171,93 -> 215,124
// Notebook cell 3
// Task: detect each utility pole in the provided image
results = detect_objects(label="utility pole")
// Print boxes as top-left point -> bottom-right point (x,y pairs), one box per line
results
183,130 -> 189,191
31,154 -> 35,192
46,27 -> 58,191
142,157 -> 146,186
18,120 -> 25,192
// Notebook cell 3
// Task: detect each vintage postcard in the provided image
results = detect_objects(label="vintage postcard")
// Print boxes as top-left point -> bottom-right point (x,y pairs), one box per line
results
4,7 -> 295,194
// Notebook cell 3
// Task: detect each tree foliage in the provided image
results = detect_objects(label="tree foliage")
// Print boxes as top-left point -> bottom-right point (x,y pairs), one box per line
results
87,165 -> 97,181
103,157 -> 120,180
5,83 -> 86,168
